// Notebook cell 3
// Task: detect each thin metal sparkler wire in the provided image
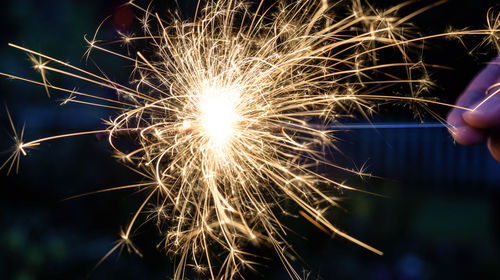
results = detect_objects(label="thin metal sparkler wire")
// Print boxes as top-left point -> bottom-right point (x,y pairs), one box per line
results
328,122 -> 454,130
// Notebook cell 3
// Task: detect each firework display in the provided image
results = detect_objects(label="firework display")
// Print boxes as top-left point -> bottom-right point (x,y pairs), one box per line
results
1,1 -> 499,279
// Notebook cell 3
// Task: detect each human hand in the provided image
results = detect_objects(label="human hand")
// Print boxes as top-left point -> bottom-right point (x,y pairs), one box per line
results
447,56 -> 500,162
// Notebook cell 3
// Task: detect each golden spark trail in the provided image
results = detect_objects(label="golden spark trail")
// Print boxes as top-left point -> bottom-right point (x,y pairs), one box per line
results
1,0 -> 499,279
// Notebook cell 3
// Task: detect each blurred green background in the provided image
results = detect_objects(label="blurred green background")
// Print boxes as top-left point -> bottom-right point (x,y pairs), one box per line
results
0,0 -> 499,279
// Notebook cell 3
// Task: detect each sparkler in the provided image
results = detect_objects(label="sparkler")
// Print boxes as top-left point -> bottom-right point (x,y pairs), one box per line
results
2,0 -> 499,279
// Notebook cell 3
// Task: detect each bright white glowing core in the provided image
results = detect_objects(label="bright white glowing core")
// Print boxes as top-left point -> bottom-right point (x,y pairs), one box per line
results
199,86 -> 240,147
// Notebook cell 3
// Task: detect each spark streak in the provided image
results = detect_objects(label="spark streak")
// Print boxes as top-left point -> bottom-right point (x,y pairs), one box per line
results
2,0 -> 499,279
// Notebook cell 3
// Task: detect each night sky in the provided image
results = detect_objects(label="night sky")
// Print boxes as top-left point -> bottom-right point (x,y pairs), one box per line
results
1,1 -> 499,279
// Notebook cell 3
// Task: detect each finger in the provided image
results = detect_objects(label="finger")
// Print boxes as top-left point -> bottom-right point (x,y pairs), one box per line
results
446,89 -> 487,145
447,103 -> 486,145
487,136 -> 500,163
452,56 -> 500,113
446,56 -> 500,144
463,93 -> 500,129
448,56 -> 500,117
448,124 -> 486,145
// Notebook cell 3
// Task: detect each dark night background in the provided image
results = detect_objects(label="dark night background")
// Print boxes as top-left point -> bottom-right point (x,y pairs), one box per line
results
1,0 -> 499,279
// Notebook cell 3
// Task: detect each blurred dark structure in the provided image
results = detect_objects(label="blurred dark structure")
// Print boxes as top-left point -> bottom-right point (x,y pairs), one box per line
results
0,1 -> 499,279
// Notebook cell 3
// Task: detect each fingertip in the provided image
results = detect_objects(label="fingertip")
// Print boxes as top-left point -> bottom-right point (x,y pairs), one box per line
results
463,95 -> 500,129
450,125 -> 486,145
463,110 -> 487,128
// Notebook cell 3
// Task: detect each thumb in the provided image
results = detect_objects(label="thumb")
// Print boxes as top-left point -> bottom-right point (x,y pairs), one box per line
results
463,93 -> 500,129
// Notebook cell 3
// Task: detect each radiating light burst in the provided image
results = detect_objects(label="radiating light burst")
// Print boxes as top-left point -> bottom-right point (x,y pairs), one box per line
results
197,83 -> 241,150
2,0 -> 499,279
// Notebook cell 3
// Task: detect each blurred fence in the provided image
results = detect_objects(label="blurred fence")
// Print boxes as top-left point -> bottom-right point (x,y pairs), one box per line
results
336,126 -> 500,188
